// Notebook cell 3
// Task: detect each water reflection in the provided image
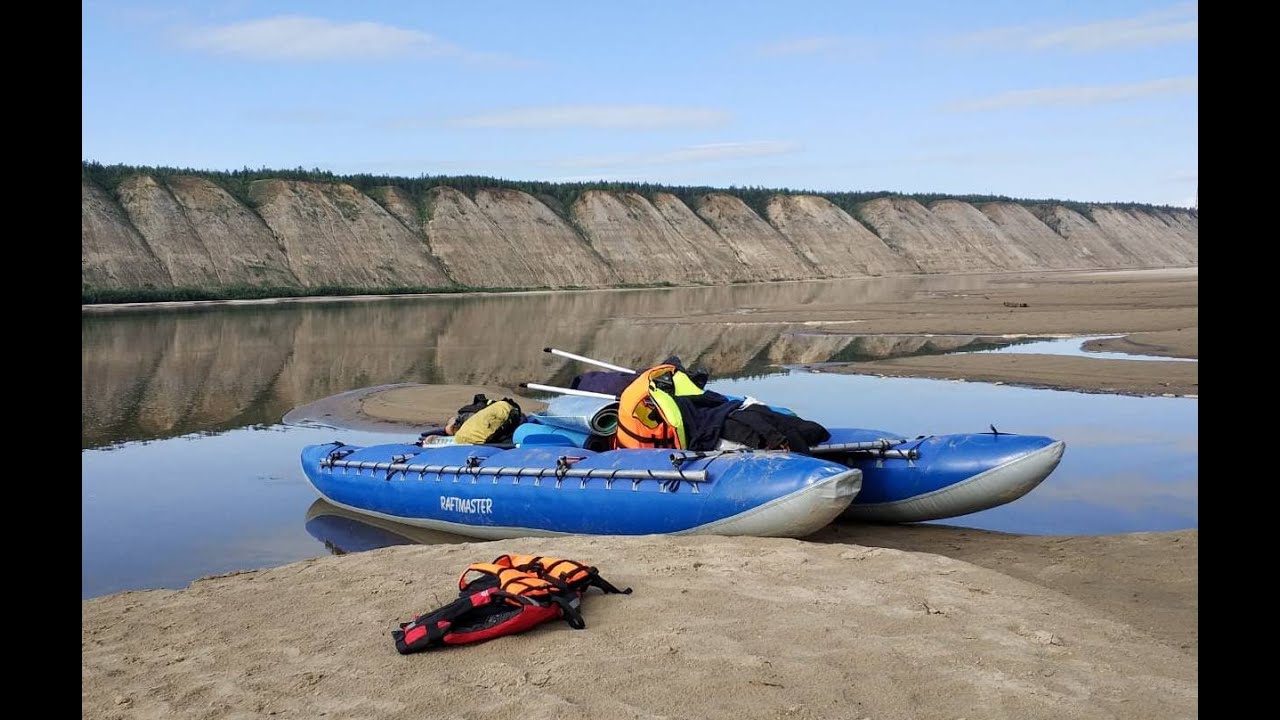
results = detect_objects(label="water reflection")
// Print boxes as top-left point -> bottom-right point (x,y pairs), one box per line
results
305,499 -> 471,554
967,335 -> 1199,362
83,274 -> 1017,449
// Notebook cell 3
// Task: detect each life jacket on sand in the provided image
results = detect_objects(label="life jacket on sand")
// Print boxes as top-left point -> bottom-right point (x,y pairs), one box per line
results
392,555 -> 631,654
614,364 -> 706,449
479,554 -> 633,596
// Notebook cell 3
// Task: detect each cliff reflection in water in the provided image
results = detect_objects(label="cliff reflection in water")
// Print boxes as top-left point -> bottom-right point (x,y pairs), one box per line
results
82,275 -> 1010,448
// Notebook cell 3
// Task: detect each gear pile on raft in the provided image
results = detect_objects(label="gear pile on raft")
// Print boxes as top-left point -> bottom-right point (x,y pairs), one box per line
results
299,348 -> 1066,539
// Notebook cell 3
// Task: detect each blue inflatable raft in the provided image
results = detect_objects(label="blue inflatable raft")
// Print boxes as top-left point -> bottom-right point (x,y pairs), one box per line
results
814,428 -> 1064,523
299,441 -> 863,539
511,403 -> 1064,523
298,428 -> 1063,539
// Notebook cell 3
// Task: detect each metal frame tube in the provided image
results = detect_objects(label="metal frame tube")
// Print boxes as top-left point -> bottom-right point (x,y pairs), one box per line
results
321,457 -> 708,482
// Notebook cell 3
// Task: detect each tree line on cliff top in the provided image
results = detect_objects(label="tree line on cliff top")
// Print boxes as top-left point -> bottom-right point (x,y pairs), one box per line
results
82,161 -> 1195,225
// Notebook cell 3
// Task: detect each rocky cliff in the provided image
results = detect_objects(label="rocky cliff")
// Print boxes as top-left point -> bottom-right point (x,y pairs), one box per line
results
82,172 -> 1198,295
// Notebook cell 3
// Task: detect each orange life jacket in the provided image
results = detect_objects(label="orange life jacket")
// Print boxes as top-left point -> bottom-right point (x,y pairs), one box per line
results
459,563 -> 565,601
615,364 -> 699,449
393,554 -> 631,654
479,554 -> 631,596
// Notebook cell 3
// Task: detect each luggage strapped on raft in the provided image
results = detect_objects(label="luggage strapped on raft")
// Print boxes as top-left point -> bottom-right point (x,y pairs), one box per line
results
452,394 -> 524,445
392,554 -> 632,654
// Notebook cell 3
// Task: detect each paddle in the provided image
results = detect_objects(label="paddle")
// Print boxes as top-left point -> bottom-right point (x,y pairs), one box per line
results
543,347 -> 635,373
519,382 -> 618,400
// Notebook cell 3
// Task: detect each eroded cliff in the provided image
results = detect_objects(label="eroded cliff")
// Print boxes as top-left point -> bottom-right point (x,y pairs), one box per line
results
767,195 -> 918,277
82,179 -> 171,289
250,180 -> 451,288
82,171 -> 1197,296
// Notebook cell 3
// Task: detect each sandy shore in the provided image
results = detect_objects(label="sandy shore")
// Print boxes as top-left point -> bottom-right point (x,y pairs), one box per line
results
799,268 -> 1198,397
283,383 -> 549,434
83,529 -> 1196,720
83,268 -> 1198,719
822,353 -> 1198,396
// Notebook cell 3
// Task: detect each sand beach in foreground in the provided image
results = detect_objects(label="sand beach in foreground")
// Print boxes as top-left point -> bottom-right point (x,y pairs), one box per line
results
83,268 -> 1198,719
83,530 -> 1197,720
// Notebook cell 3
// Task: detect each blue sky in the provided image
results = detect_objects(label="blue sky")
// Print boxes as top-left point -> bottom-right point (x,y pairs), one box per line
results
82,1 -> 1198,207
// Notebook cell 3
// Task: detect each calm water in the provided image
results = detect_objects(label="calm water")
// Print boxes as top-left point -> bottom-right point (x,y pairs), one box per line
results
82,275 -> 1198,599
968,334 -> 1200,362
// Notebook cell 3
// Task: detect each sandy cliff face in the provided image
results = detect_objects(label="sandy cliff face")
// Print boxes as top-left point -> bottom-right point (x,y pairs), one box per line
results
115,175 -> 220,287
368,186 -> 423,235
767,195 -> 918,276
82,173 -> 1197,295
164,176 -> 300,287
425,187 -> 615,289
695,194 -> 817,280
250,180 -> 451,288
82,179 -> 171,289
858,197 -> 1013,273
472,188 -> 617,288
1090,207 -> 1196,267
1032,206 -> 1144,268
650,193 -> 752,282
977,203 -> 1086,270
422,186 -> 537,287
928,200 -> 1043,271
1154,209 -> 1200,263
573,191 -> 735,285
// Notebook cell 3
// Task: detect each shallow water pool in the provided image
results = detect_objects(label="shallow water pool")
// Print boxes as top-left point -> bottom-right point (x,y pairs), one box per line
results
82,370 -> 1196,599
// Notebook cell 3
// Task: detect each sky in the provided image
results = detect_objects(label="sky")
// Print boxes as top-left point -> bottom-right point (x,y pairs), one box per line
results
82,1 -> 1198,207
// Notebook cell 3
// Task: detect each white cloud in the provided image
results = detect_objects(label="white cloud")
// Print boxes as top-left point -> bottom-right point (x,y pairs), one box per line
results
448,105 -> 732,130
181,15 -> 493,62
948,2 -> 1197,52
551,141 -> 803,169
944,76 -> 1197,112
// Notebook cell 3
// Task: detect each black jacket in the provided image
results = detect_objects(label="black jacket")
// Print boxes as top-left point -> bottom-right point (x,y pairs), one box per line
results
720,405 -> 830,454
